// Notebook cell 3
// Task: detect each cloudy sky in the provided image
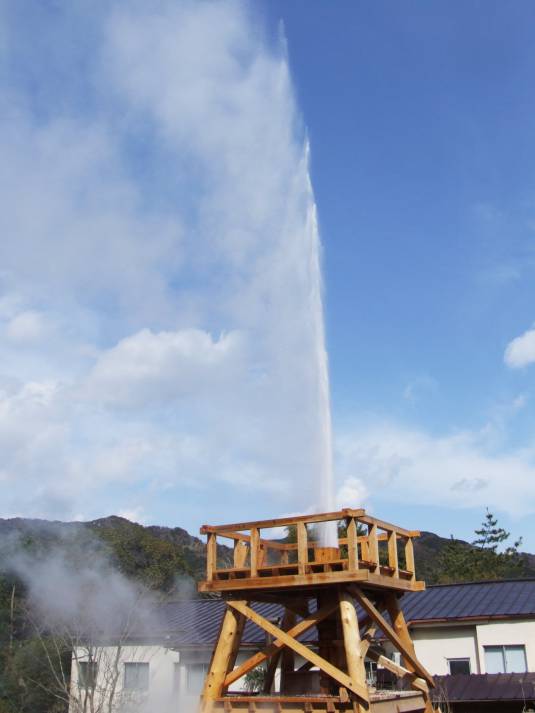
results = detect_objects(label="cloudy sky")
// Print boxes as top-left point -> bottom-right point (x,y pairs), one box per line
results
2,1 -> 535,549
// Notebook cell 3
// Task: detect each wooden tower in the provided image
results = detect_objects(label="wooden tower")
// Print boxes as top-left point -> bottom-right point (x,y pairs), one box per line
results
198,509 -> 436,713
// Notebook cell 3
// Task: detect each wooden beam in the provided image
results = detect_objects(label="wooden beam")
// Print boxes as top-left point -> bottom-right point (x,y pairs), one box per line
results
339,590 -> 367,702
207,533 -> 217,582
280,610 -> 296,692
357,516 -> 415,538
358,626 -> 377,658
367,524 -> 379,574
233,541 -> 248,568
226,600 -> 369,703
346,518 -> 358,571
199,568 -> 425,593
297,522 -> 308,576
387,531 -> 399,578
404,538 -> 416,582
364,649 -> 427,694
224,598 -> 339,687
202,604 -> 245,700
348,586 -> 434,688
250,528 -> 260,578
201,509 -> 366,534
262,649 -> 281,694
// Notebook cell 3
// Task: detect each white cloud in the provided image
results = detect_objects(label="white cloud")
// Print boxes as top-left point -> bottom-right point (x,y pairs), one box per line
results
5,310 -> 50,344
87,328 -> 246,408
505,326 -> 535,368
335,423 -> 535,517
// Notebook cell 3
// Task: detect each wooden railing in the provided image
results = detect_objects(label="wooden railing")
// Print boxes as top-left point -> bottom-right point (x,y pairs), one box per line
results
200,509 -> 419,586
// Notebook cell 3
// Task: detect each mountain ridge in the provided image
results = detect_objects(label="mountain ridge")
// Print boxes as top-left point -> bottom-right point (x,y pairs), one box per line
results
1,515 -> 534,587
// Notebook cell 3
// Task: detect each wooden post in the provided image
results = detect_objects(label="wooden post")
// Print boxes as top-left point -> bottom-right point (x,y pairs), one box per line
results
207,533 -> 217,582
339,590 -> 368,710
404,537 -> 416,582
347,518 -> 358,571
201,603 -> 245,704
317,591 -> 340,695
368,523 -> 379,573
280,610 -> 296,693
250,528 -> 260,578
233,540 -> 248,568
384,592 -> 433,713
387,531 -> 399,578
297,522 -> 308,575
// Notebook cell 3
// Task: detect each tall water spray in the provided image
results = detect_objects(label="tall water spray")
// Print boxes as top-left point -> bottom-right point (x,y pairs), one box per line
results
304,147 -> 338,546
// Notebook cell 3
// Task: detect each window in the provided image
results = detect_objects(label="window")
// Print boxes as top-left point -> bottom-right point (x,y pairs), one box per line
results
186,663 -> 208,695
448,658 -> 471,675
484,645 -> 527,674
78,661 -> 98,689
124,662 -> 150,691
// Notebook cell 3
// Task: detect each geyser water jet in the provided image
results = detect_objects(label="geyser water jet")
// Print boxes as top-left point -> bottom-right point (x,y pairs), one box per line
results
304,147 -> 337,547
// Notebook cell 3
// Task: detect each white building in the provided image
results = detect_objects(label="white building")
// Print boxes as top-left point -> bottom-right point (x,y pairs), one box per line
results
396,579 -> 535,676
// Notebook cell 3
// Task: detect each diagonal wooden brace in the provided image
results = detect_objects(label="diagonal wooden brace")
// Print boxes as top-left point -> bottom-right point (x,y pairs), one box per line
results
224,598 -> 339,687
227,600 -> 370,703
348,585 -> 434,688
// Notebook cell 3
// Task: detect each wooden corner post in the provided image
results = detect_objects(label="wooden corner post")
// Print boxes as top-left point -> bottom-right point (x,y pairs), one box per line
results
201,602 -> 245,709
339,589 -> 368,711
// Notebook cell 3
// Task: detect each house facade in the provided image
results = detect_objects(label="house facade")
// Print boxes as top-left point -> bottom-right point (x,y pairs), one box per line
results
397,579 -> 535,677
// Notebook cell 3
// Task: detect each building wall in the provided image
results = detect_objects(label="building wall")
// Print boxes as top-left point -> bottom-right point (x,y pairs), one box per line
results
475,620 -> 535,673
71,644 -> 258,713
394,619 -> 535,677
408,625 -> 479,676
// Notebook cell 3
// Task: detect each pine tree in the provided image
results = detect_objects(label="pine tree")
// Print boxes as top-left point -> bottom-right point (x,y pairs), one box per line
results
435,509 -> 527,583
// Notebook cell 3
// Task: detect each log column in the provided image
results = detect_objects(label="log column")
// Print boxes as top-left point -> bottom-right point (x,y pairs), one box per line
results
201,602 -> 245,709
339,589 -> 368,711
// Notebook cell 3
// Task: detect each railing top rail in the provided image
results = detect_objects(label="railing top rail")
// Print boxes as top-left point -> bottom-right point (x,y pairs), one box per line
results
200,508 -> 366,534
358,515 -> 416,538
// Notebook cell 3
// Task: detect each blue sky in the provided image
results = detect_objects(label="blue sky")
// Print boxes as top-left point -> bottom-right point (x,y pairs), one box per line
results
2,1 -> 535,550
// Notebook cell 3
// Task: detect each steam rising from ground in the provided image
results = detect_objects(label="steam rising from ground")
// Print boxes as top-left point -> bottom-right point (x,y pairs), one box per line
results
2,529 -> 186,713
0,0 -> 337,525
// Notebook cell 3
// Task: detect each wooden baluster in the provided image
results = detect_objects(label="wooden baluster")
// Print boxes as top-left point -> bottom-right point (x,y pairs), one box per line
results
405,537 -> 416,581
387,530 -> 399,578
280,548 -> 289,565
368,523 -> 379,574
346,517 -> 358,572
359,535 -> 369,562
250,528 -> 260,578
297,522 -> 308,575
207,533 -> 217,582
233,540 -> 248,569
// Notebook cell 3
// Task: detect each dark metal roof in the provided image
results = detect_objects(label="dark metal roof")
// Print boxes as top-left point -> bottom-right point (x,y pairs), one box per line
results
151,579 -> 535,646
401,579 -> 535,623
432,673 -> 535,703
158,600 -> 290,646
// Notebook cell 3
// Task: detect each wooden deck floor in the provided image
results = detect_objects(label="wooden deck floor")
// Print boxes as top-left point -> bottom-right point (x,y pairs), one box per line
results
203,692 -> 427,713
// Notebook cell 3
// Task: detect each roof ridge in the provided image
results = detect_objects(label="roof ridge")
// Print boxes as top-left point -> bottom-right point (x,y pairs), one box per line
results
427,577 -> 535,588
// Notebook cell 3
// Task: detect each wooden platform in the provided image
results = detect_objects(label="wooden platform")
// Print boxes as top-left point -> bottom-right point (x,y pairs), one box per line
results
198,509 -> 425,595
